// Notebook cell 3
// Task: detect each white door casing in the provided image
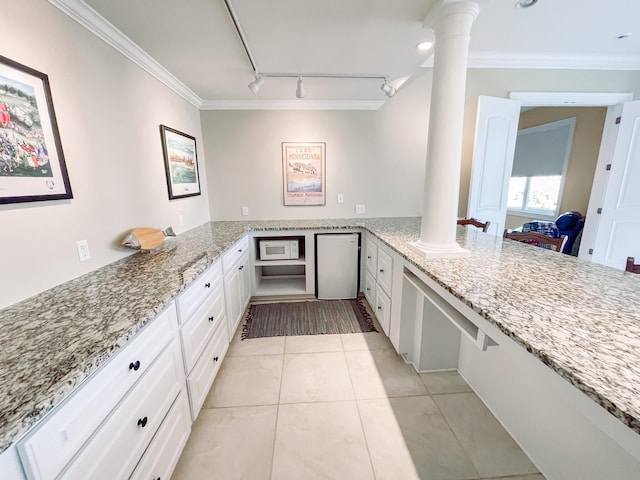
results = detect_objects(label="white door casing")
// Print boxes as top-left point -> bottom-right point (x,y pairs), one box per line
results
467,95 -> 521,236
591,100 -> 640,270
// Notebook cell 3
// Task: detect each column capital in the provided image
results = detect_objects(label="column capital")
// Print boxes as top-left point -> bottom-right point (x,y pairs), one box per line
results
423,0 -> 481,29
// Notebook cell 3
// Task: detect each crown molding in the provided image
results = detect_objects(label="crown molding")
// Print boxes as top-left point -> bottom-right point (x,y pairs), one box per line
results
422,52 -> 640,70
509,92 -> 634,107
200,99 -> 386,110
48,0 -> 203,108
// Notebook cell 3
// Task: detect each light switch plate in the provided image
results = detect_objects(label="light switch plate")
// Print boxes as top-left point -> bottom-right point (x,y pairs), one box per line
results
355,204 -> 365,214
337,194 -> 344,204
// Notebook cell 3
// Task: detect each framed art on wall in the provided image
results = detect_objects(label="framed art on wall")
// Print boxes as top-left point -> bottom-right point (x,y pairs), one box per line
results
159,125 -> 201,200
0,54 -> 73,204
282,142 -> 325,206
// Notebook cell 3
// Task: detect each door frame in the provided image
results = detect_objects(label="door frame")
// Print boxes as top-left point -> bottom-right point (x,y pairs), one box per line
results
505,91 -> 633,258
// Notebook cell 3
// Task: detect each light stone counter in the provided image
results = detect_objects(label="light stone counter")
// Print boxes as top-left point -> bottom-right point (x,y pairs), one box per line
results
1,217 -> 639,454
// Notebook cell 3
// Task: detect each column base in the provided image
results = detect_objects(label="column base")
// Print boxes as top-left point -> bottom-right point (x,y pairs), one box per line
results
408,240 -> 470,259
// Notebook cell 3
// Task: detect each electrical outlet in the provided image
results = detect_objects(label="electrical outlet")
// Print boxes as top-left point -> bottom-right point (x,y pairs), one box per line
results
355,204 -> 365,214
178,214 -> 184,226
76,240 -> 91,262
337,194 -> 344,204
242,206 -> 249,216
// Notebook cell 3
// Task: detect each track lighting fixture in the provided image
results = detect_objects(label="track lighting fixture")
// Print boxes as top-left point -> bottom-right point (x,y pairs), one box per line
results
248,75 -> 264,94
296,76 -> 306,99
380,79 -> 396,98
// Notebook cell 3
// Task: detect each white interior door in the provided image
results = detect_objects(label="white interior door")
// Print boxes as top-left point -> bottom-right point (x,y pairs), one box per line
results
591,100 -> 640,270
467,96 -> 521,236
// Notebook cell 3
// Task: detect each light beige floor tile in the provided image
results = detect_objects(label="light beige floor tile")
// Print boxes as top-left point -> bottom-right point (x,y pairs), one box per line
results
420,371 -> 473,394
280,352 -> 354,403
345,349 -> 429,399
203,355 -> 282,407
272,401 -> 374,480
284,334 -> 343,353
434,392 -> 539,478
358,396 -> 479,480
340,331 -> 393,351
227,334 -> 286,356
172,405 -> 277,480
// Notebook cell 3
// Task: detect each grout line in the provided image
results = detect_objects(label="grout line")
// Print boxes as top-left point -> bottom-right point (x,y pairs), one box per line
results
270,349 -> 286,480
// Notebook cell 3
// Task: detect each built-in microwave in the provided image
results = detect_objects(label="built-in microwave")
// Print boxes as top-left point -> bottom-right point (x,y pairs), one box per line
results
259,239 -> 300,260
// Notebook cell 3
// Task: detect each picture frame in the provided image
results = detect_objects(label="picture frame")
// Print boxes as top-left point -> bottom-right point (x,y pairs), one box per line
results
159,125 -> 201,200
282,142 -> 326,206
0,54 -> 72,204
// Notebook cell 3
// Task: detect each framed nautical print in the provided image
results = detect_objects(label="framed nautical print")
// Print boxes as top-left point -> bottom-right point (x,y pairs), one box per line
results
282,142 -> 325,206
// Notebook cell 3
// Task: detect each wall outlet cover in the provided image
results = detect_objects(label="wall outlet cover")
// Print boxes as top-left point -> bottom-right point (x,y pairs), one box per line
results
76,240 -> 91,262
355,204 -> 365,214
242,206 -> 249,216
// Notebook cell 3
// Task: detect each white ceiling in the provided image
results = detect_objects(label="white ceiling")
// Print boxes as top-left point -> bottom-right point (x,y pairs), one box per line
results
57,0 -> 640,108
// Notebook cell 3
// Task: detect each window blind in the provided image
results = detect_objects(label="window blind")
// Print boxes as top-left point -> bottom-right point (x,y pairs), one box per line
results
512,118 -> 575,177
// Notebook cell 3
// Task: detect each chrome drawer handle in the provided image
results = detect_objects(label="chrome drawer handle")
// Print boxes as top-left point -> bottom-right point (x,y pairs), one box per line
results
129,360 -> 140,371
137,416 -> 148,428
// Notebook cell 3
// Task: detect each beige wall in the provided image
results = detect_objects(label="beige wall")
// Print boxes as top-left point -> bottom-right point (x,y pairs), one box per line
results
0,0 -> 210,309
504,106 -> 607,229
202,70 -> 432,220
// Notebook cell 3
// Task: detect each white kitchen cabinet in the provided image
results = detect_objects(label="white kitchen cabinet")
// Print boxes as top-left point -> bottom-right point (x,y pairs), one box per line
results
177,259 -> 229,421
130,389 -> 191,480
0,445 -> 25,480
17,303 -> 179,480
223,236 -> 251,338
59,339 -> 184,479
364,236 -> 394,335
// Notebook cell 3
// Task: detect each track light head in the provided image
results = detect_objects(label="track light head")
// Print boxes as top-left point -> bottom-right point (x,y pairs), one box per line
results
381,79 -> 396,98
296,76 -> 306,99
248,75 -> 264,94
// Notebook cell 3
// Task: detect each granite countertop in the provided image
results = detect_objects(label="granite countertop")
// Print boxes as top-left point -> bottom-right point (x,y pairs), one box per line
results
1,217 -> 639,454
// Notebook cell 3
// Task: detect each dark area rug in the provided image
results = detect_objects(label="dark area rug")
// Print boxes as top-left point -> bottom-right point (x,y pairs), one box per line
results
241,298 -> 377,340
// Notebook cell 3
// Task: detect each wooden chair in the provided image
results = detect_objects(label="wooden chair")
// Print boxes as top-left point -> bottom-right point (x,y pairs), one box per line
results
626,257 -> 640,274
457,218 -> 490,233
503,230 -> 566,252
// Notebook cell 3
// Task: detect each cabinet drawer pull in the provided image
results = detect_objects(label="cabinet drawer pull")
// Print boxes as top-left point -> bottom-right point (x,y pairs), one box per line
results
238,248 -> 243,253
209,316 -> 214,322
205,282 -> 211,288
366,287 -> 371,291
377,306 -> 383,310
379,268 -> 384,273
129,360 -> 140,371
213,356 -> 219,362
137,416 -> 148,428
239,265 -> 244,270
367,255 -> 372,259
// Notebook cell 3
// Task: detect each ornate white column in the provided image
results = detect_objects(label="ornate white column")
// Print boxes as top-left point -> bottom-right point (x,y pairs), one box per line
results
410,0 -> 480,258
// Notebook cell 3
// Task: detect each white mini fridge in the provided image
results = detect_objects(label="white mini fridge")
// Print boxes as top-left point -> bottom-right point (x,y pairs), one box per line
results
316,233 -> 360,299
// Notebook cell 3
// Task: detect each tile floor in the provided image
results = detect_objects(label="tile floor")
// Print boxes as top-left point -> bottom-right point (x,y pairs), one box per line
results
173,319 -> 545,480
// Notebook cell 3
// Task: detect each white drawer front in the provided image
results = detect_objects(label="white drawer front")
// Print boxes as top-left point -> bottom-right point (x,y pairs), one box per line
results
60,339 -> 184,480
364,270 -> 376,307
17,303 -> 178,480
365,240 -> 378,275
222,236 -> 249,274
177,260 -> 222,324
186,322 -> 229,421
375,288 -> 392,335
180,280 -> 226,373
130,390 -> 191,480
377,248 -> 393,296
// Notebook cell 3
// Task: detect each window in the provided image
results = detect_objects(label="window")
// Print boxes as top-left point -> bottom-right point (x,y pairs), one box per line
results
507,175 -> 562,215
507,117 -> 576,218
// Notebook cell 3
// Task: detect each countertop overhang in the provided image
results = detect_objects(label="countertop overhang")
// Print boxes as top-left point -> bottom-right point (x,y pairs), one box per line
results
1,217 -> 639,453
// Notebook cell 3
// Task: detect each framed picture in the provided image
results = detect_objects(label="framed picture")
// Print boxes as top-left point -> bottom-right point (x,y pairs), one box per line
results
282,142 -> 325,206
0,55 -> 72,204
159,125 -> 201,200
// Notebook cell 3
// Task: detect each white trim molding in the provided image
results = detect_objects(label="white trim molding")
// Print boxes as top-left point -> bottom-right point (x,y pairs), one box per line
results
422,52 -> 640,71
200,99 -> 385,111
509,92 -> 634,107
48,0 -> 203,108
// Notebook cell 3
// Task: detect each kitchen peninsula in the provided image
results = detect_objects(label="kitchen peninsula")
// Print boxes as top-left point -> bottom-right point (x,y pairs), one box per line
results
1,217 -> 639,479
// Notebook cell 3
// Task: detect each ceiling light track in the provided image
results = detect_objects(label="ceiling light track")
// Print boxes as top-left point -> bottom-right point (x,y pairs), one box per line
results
223,0 -> 396,99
